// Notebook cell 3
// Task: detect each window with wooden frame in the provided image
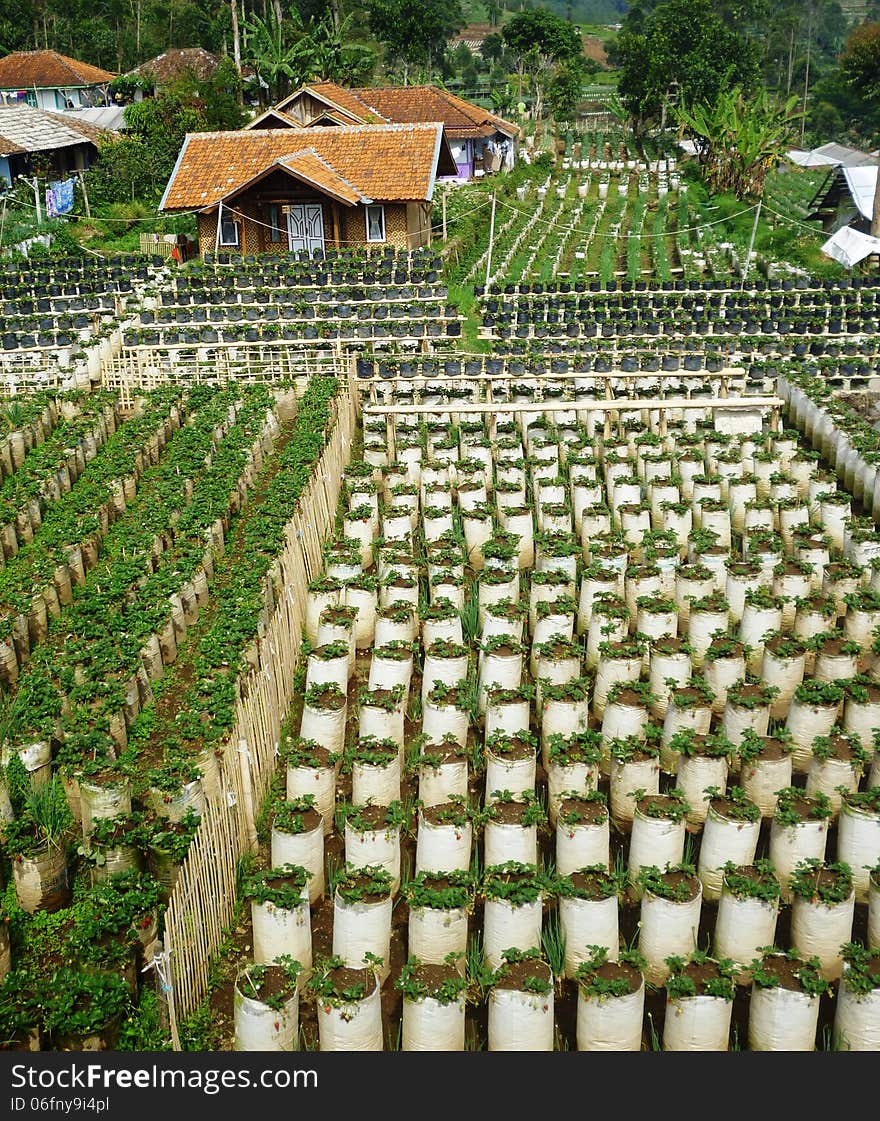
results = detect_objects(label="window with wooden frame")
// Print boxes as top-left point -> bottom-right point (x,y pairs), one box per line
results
268,203 -> 283,243
365,204 -> 386,243
219,213 -> 240,246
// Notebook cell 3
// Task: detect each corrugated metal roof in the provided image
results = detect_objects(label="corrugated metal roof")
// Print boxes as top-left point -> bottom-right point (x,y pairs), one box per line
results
0,103 -> 111,156
57,105 -> 126,131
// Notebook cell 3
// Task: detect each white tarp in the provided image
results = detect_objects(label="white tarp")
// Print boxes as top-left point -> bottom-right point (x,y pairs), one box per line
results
787,143 -> 880,169
821,225 -> 880,267
787,148 -> 835,167
842,166 -> 879,221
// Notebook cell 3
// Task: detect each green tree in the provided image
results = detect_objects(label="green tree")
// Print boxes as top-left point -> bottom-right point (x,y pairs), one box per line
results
485,0 -> 503,27
613,0 -> 768,130
841,21 -> 880,103
841,22 -> 880,237
366,0 -> 465,83
84,93 -> 203,204
480,32 -> 505,66
305,11 -> 376,85
545,55 -> 598,122
501,8 -> 582,121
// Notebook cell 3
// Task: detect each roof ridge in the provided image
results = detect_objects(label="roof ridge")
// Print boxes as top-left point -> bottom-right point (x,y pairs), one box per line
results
191,121 -> 441,138
276,147 -> 369,203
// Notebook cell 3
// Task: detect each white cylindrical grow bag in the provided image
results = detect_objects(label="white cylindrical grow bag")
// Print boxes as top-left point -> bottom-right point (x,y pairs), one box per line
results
351,755 -> 401,809
299,696 -> 347,755
639,883 -> 702,984
610,754 -> 660,831
488,979 -> 554,1051
761,645 -> 805,720
660,703 -> 713,771
305,649 -> 350,694
546,759 -> 600,826
344,822 -> 401,894
769,816 -> 829,903
837,797 -> 880,902
556,806 -> 610,875
484,897 -> 543,972
234,976 -> 297,1052
697,803 -> 761,901
252,895 -> 312,972
806,754 -> 861,818
704,651 -> 746,717
833,968 -> 880,1051
559,892 -> 618,979
478,647 -> 523,714
422,695 -> 470,747
306,584 -> 341,647
408,905 -> 469,966
332,892 -> 393,980
662,995 -> 732,1052
402,991 -> 466,1052
675,752 -> 728,826
540,697 -> 590,759
271,819 -> 325,905
648,645 -> 692,718
485,696 -> 531,739
344,584 -> 377,649
748,983 -> 820,1052
785,695 -> 840,775
714,885 -> 779,970
367,649 -> 413,694
791,891 -> 855,981
485,742 -> 536,804
418,754 -> 468,808
286,758 -> 336,836
358,698 -> 404,749
415,813 -> 472,875
316,975 -> 383,1051
628,803 -> 686,886
484,818 -> 538,868
739,748 -> 792,820
576,974 -> 645,1051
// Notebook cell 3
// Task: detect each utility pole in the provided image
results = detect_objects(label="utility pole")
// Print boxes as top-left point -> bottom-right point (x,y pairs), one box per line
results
741,195 -> 763,291
800,3 -> 814,145
485,192 -> 497,289
22,177 -> 42,225
78,170 -> 91,219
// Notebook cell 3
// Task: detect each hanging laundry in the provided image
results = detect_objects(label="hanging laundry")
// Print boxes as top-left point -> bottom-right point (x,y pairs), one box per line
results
50,179 -> 75,215
44,185 -> 58,218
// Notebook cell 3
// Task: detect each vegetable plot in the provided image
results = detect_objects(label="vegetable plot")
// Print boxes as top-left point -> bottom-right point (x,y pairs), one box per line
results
227,390 -> 880,1052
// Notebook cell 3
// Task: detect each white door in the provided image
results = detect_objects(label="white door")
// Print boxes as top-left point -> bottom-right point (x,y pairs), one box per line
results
287,203 -> 325,253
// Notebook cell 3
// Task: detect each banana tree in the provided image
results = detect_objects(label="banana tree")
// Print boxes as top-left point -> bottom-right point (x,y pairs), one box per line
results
674,86 -> 800,199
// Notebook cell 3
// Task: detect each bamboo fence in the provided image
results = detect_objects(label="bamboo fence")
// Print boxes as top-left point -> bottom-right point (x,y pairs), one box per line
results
159,374 -> 357,1034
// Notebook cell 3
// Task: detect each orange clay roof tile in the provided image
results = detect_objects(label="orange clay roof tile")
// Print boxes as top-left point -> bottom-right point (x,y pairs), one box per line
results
160,122 -> 445,211
0,50 -> 115,89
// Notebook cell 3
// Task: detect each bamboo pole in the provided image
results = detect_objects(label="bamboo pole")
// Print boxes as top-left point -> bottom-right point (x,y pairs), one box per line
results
363,396 -> 783,416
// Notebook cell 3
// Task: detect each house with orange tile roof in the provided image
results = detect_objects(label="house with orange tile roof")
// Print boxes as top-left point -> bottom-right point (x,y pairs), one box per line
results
0,51 -> 115,112
159,123 -> 457,257
246,81 -> 519,180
